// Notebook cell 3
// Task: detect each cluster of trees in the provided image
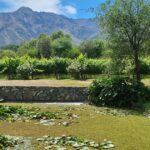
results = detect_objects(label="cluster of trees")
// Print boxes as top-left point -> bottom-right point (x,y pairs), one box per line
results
0,0 -> 149,83
0,31 -> 104,59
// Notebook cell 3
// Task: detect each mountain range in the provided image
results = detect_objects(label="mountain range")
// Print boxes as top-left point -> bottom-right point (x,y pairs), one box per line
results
0,7 -> 99,46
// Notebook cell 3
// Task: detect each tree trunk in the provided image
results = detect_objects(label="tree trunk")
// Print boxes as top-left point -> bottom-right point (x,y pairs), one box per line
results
133,48 -> 141,81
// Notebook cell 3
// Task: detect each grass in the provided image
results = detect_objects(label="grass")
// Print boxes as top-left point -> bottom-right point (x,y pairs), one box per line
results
0,77 -> 150,149
0,103 -> 150,149
0,79 -> 92,87
0,76 -> 149,87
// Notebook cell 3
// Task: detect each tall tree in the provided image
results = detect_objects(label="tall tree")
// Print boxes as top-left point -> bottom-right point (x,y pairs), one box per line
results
79,40 -> 103,58
96,0 -> 150,81
51,32 -> 72,58
36,34 -> 51,58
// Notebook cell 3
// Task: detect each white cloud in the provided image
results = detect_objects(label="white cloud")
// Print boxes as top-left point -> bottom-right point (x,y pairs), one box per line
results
1,0 -> 77,16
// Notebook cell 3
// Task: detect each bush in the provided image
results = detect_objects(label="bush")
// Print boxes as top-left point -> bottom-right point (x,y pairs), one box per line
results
67,55 -> 87,80
88,76 -> 149,109
86,59 -> 109,74
35,59 -> 54,74
52,57 -> 70,79
141,58 -> 150,75
17,63 -> 33,79
1,57 -> 20,79
17,57 -> 43,79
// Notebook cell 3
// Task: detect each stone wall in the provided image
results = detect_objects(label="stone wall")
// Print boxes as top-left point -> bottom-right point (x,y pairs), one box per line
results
0,86 -> 88,102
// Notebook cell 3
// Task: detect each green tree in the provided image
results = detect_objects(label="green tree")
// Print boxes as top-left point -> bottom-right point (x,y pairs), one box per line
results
36,34 -> 52,58
17,56 -> 43,79
96,0 -> 150,81
67,47 -> 81,58
0,44 -> 19,51
50,31 -> 65,40
79,40 -> 103,58
1,57 -> 20,79
0,50 -> 16,58
18,39 -> 38,57
52,36 -> 72,57
67,54 -> 87,80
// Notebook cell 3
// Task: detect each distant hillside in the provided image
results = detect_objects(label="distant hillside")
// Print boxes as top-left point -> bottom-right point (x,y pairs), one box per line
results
0,7 -> 100,46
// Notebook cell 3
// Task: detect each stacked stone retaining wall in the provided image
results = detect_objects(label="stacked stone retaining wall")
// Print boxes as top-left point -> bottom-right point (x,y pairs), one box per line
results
0,86 -> 88,102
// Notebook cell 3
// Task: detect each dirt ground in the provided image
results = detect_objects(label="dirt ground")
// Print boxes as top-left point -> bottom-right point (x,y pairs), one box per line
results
0,79 -> 92,87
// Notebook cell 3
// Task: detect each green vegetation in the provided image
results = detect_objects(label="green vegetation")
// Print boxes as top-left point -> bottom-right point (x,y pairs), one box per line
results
79,40 -> 103,58
0,1 -> 149,150
1,56 -> 150,80
0,105 -> 59,121
0,103 -> 149,149
0,31 -> 105,59
0,56 -> 109,80
96,0 -> 150,81
0,135 -> 17,149
37,135 -> 115,149
88,76 -> 149,109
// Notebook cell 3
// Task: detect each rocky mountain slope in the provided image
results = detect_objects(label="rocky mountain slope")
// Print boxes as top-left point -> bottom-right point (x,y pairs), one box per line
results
0,7 -> 99,46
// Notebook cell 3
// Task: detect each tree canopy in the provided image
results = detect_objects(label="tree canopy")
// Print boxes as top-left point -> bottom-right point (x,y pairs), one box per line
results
79,40 -> 103,58
96,0 -> 150,80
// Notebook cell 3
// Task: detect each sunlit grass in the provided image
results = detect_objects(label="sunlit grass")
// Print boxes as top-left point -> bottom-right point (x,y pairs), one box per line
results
0,103 -> 150,150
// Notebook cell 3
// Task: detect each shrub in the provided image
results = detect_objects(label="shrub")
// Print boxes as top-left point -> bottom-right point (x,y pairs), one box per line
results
86,59 -> 109,74
105,58 -> 134,75
17,63 -> 33,79
67,55 -> 87,80
17,57 -> 43,79
88,76 -> 149,109
141,58 -> 150,75
1,57 -> 20,79
52,57 -> 70,79
35,59 -> 54,74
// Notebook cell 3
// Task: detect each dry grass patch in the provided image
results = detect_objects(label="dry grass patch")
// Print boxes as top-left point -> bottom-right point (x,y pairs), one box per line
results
0,79 -> 92,87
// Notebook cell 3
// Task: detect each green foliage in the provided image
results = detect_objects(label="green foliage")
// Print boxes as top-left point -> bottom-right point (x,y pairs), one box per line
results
0,105 -> 28,120
52,36 -> 72,57
79,40 -> 103,58
18,39 -> 38,57
17,63 -> 33,79
35,59 -> 54,75
50,31 -> 65,40
0,135 -> 17,149
36,34 -> 52,58
67,47 -> 81,58
86,58 -> 109,74
50,31 -> 73,58
17,56 -> 43,79
97,0 -> 150,81
1,56 -> 150,80
141,57 -> 150,74
0,50 -> 16,58
106,57 -> 134,75
52,57 -> 70,79
38,135 -> 115,149
0,44 -> 19,51
0,57 -> 20,79
67,54 -> 88,80
88,76 -> 149,108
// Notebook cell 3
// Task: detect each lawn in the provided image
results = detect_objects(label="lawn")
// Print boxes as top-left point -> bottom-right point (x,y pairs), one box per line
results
0,76 -> 150,87
0,79 -> 92,87
0,77 -> 149,87
0,103 -> 150,150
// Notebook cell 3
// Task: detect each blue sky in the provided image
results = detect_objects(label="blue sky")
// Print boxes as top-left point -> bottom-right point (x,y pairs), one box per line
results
0,0 -> 105,18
